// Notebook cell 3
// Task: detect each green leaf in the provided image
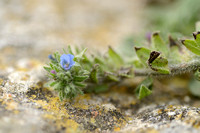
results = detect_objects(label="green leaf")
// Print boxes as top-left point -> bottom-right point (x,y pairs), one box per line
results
76,87 -> 84,95
90,65 -> 99,83
75,47 -> 81,53
71,63 -> 82,73
140,77 -> 153,89
132,59 -> 144,68
54,82 -> 63,91
106,74 -> 120,82
108,46 -> 123,65
151,32 -> 169,56
148,51 -> 170,74
65,71 -> 72,78
83,70 -> 90,75
135,77 -> 153,99
74,48 -> 87,61
68,84 -> 78,98
189,78 -> 200,97
59,90 -> 64,101
74,76 -> 89,82
169,46 -> 182,64
63,46 -> 74,55
73,82 -> 87,88
57,72 -> 65,79
53,52 -> 61,62
49,63 -> 54,69
62,48 -> 68,54
182,40 -> 200,55
64,86 -> 70,94
151,58 -> 170,74
68,45 -> 74,55
193,31 -> 200,45
135,47 -> 151,66
65,74 -> 71,80
50,73 -> 56,77
168,36 -> 182,63
94,57 -> 104,65
43,66 -> 51,72
54,66 -> 59,72
50,81 -> 57,87
137,85 -> 152,100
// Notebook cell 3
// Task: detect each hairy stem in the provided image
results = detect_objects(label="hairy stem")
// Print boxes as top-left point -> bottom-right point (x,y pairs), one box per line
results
134,59 -> 200,77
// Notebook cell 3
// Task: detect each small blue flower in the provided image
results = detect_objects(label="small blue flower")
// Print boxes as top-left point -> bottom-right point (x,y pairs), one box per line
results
48,54 -> 54,60
60,54 -> 75,70
48,54 -> 57,62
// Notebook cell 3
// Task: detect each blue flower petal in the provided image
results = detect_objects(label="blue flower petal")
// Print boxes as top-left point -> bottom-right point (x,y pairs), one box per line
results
69,54 -> 75,66
60,54 -> 75,70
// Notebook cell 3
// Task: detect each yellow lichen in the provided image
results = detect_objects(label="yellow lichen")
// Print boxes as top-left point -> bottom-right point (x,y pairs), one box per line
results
0,78 -> 3,85
1,97 -> 20,114
175,114 -> 183,120
146,129 -> 159,133
193,120 -> 200,128
114,127 -> 120,131
90,118 -> 96,124
70,94 -> 91,109
26,85 -> 131,132
29,94 -> 82,132
65,119 -> 80,133
157,109 -> 163,114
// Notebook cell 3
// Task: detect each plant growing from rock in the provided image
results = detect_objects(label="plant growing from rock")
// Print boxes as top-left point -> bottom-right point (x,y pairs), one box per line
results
44,23 -> 200,100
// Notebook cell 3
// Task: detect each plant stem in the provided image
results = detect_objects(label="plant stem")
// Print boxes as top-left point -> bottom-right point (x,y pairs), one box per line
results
134,59 -> 200,77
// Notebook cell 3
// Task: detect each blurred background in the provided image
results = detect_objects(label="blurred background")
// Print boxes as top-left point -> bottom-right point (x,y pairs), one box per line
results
0,0 -> 145,51
0,0 -> 200,61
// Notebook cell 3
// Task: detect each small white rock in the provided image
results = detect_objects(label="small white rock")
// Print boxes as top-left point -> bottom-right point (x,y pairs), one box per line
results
102,103 -> 116,111
168,112 -> 176,116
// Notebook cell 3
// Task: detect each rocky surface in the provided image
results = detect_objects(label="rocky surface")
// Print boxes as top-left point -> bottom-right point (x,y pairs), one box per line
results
1,0 -> 200,133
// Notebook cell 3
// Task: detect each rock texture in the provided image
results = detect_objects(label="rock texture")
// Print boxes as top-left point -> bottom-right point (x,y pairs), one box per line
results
0,0 -> 200,133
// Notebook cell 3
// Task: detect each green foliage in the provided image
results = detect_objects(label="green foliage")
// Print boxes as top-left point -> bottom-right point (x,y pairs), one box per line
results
90,65 -> 99,83
168,36 -> 182,64
108,46 -> 124,67
136,77 -> 153,100
189,78 -> 200,98
146,0 -> 200,35
135,47 -> 151,66
148,51 -> 170,74
44,46 -> 133,100
134,33 -> 170,74
44,22 -> 200,100
44,49 -> 90,100
182,32 -> 200,55
151,32 -> 169,56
